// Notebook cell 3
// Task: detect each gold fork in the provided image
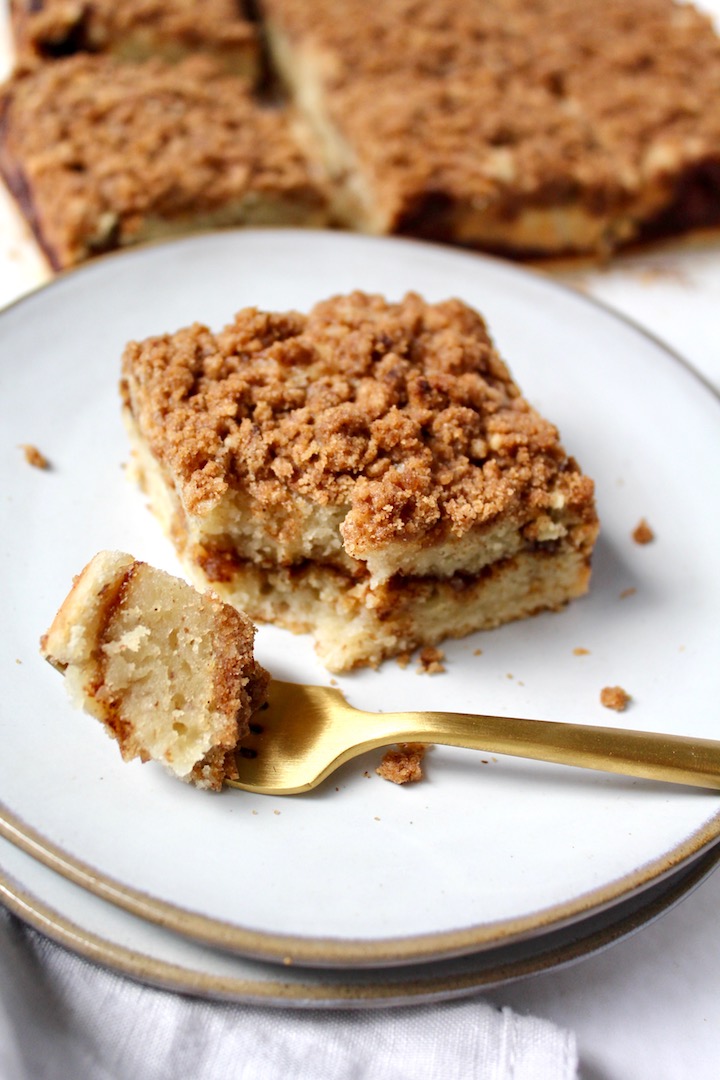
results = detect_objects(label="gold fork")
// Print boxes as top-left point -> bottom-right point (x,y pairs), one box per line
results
227,680 -> 720,795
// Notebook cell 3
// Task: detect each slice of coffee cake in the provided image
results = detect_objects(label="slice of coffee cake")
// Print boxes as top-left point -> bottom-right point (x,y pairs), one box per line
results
261,0 -> 720,256
10,0 -> 259,79
41,551 -> 269,790
121,291 -> 599,671
0,54 -> 328,269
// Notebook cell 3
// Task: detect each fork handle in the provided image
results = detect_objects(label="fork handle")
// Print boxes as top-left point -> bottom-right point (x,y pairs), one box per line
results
377,711 -> 720,790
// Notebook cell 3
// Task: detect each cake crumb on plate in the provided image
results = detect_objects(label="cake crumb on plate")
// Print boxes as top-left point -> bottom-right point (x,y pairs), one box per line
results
417,647 -> 446,674
19,443 -> 50,469
632,519 -> 655,545
377,744 -> 427,784
600,685 -> 631,712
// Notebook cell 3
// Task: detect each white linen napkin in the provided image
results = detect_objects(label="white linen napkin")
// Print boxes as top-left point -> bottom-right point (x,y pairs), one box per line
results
0,908 -> 577,1080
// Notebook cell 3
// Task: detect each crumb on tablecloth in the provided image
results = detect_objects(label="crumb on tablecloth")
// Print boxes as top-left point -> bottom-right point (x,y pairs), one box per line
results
573,647 -> 590,656
632,519 -> 654,545
19,443 -> 50,469
619,587 -> 637,599
377,743 -> 427,784
600,685 -> 631,712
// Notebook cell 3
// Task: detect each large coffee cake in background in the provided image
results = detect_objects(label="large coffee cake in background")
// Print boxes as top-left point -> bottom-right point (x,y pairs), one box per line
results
2,0 -> 720,265
261,0 -> 720,256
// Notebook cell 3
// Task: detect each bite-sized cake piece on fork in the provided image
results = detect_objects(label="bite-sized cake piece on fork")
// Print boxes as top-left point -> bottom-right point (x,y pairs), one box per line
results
260,0 -> 720,257
10,0 -> 260,79
40,551 -> 269,790
120,291 -> 599,672
0,53 -> 328,270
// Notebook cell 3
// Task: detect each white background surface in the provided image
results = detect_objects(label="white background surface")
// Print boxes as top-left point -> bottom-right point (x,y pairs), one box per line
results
1,3 -> 720,1078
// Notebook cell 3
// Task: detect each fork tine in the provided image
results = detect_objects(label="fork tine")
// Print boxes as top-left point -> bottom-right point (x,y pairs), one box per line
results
228,680 -> 720,796
229,681 -> 355,794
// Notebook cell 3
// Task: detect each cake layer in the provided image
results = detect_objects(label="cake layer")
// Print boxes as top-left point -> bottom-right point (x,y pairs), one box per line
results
121,291 -> 599,670
182,538 -> 593,672
10,0 -> 259,78
40,550 -> 269,789
125,421 -> 593,670
0,54 -> 328,269
261,0 -> 720,256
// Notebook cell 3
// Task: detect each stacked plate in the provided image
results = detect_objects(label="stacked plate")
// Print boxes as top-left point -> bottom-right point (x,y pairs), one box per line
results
2,230 -> 720,1006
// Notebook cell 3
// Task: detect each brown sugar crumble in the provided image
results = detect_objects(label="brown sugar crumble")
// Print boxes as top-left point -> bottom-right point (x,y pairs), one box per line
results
632,519 -> 655,545
377,743 -> 427,784
0,54 -> 327,270
600,685 -> 631,711
417,646 -> 446,674
10,0 -> 259,76
19,444 -> 50,469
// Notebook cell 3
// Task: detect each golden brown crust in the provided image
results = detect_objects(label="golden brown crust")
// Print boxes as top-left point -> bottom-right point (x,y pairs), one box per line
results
0,54 -> 327,268
262,0 -> 720,251
121,290 -> 597,554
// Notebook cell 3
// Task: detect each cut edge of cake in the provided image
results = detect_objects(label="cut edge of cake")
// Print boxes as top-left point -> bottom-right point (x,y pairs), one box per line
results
40,550 -> 269,790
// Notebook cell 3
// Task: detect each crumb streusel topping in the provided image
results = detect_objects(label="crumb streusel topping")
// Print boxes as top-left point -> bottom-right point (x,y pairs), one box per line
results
12,0 -> 257,55
14,0 -> 257,59
0,54 -> 324,263
121,291 -> 596,555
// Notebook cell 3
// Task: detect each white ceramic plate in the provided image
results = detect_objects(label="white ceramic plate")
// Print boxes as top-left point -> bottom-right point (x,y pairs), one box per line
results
2,230 -> 720,968
3,830 -> 719,1007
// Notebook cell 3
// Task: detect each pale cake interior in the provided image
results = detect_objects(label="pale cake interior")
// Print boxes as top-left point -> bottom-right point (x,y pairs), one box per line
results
40,550 -> 268,789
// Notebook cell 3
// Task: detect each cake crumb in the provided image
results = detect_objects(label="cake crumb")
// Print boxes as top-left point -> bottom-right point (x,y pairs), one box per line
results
417,647 -> 446,674
632,519 -> 655,545
600,685 -> 631,711
377,743 -> 427,784
573,647 -> 590,656
396,652 -> 412,669
619,587 -> 637,599
473,649 -> 483,656
20,443 -> 50,469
